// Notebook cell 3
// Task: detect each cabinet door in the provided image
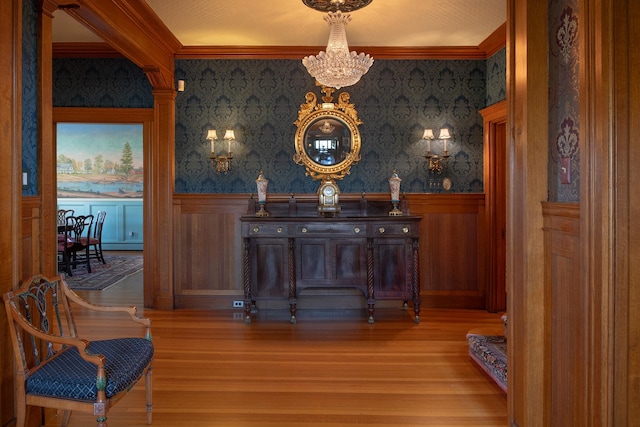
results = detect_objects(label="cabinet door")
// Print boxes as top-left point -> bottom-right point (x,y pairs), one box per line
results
252,238 -> 289,298
296,238 -> 366,288
373,238 -> 411,299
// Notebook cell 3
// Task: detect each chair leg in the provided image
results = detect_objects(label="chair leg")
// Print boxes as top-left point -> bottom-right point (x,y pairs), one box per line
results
61,409 -> 72,426
86,246 -> 92,273
98,243 -> 106,264
15,402 -> 25,427
146,366 -> 153,424
64,250 -> 73,276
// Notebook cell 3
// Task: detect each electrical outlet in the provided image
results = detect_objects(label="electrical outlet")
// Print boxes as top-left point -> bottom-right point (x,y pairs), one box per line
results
233,300 -> 244,308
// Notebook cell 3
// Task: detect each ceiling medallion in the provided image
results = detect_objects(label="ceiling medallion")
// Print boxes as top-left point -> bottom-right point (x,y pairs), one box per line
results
302,0 -> 373,13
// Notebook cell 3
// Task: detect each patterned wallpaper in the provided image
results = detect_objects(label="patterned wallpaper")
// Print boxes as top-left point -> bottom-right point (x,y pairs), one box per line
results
52,53 -> 507,195
175,58 -> 494,195
548,0 -> 580,202
486,48 -> 506,106
22,0 -> 38,196
52,58 -> 153,108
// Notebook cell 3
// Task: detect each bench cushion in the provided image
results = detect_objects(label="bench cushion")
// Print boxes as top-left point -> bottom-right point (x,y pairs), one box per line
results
466,333 -> 507,392
27,338 -> 153,401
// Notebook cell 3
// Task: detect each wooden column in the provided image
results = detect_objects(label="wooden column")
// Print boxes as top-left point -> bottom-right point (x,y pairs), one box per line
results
0,0 -> 22,424
506,0 -> 549,424
38,0 -> 57,277
144,85 -> 176,309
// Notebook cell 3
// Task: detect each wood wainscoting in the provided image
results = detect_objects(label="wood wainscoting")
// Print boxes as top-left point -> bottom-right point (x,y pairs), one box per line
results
542,202 -> 583,424
173,193 -> 488,311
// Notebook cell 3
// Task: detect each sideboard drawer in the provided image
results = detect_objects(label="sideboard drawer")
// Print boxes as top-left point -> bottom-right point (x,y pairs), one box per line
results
246,223 -> 290,236
368,222 -> 416,236
295,222 -> 363,236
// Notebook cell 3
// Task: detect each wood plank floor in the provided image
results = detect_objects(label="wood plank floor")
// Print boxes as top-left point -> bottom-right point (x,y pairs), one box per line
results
48,270 -> 507,426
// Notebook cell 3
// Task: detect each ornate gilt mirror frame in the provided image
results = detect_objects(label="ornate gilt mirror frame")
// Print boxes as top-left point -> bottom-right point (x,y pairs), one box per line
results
293,86 -> 362,181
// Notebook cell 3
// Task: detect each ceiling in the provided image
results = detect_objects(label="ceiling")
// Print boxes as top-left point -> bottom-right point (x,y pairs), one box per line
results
51,0 -> 506,48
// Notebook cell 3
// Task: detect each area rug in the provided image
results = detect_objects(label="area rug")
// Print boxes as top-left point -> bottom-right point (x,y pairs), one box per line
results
62,255 -> 143,291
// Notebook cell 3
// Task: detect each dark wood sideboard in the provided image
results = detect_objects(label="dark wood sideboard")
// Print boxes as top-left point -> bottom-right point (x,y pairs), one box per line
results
240,196 -> 421,324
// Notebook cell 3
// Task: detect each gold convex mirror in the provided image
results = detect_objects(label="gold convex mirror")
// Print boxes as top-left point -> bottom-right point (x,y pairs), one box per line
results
293,86 -> 362,182
293,86 -> 362,215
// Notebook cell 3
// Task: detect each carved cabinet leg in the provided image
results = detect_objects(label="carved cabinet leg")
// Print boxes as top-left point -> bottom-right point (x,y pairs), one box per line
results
412,238 -> 421,323
243,238 -> 252,323
367,238 -> 375,323
288,238 -> 297,324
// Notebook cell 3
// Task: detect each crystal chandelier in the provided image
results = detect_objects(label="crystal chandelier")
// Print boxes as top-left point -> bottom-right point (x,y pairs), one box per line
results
302,1 -> 374,89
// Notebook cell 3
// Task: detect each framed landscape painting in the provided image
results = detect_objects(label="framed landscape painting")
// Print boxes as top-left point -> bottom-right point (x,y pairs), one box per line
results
57,123 -> 143,198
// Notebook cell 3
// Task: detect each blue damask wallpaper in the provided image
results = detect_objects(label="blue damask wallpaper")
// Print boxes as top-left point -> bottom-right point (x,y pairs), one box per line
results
52,58 -> 153,108
549,0 -> 580,202
22,0 -> 38,196
52,52 -> 506,195
174,58 -> 493,194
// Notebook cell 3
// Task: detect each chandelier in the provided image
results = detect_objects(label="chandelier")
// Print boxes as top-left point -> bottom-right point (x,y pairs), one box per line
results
302,0 -> 374,89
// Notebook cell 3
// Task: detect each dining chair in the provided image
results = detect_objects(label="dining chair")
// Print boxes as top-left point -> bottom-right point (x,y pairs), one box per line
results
57,209 -> 75,228
58,214 -> 94,276
3,274 -> 153,426
88,210 -> 107,264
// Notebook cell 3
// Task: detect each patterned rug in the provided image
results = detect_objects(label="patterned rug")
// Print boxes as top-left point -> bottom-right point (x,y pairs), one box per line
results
62,255 -> 143,291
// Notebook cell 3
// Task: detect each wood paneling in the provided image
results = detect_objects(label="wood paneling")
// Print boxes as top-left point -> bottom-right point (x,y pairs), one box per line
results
407,194 -> 486,309
173,195 -> 248,309
0,1 -> 22,424
173,193 -> 486,310
506,0 -> 550,424
542,202 -> 583,426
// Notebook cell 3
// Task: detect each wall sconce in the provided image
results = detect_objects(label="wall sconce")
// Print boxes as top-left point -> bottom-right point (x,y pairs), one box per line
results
206,129 -> 235,173
423,128 -> 451,174
177,79 -> 185,92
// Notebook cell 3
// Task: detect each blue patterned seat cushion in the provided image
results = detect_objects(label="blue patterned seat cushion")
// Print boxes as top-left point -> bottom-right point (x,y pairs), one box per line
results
27,338 -> 153,401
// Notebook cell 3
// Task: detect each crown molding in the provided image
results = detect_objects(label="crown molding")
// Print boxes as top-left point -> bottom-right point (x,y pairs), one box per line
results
52,43 -> 500,60
478,22 -> 507,57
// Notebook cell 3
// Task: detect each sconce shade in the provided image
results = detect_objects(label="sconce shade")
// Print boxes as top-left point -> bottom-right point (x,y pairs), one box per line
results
439,128 -> 451,139
422,129 -> 435,139
206,129 -> 217,140
224,130 -> 235,140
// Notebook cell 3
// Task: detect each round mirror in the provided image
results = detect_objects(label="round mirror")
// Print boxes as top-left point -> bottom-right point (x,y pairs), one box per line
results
294,107 -> 361,181
304,117 -> 351,166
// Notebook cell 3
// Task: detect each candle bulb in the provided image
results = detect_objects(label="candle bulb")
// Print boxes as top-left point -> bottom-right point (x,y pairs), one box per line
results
206,129 -> 217,153
422,129 -> 434,154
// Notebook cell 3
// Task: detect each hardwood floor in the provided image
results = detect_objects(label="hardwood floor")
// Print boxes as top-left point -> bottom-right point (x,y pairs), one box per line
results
49,271 -> 507,426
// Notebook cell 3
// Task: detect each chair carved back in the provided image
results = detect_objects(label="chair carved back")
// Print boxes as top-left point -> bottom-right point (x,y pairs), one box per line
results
65,214 -> 94,247
94,210 -> 106,240
57,209 -> 74,226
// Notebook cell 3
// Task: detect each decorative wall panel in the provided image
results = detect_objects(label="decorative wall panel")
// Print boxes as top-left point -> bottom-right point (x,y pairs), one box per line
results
548,0 -> 580,202
22,0 -> 37,196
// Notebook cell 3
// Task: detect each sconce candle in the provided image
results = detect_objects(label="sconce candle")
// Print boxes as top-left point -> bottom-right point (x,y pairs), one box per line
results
206,129 -> 217,153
